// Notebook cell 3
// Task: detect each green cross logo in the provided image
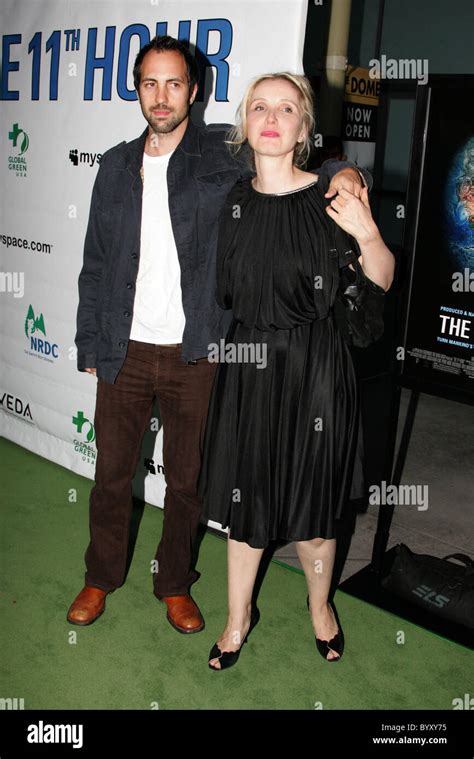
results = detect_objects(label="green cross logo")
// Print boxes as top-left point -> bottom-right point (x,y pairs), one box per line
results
72,411 -> 96,443
9,123 -> 29,156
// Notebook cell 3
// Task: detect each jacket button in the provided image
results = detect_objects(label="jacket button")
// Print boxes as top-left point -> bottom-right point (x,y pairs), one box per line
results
118,341 -> 125,348
126,282 -> 133,289
131,253 -> 137,259
123,310 -> 130,317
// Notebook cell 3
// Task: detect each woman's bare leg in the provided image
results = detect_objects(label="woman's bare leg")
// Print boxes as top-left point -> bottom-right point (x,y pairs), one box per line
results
208,536 -> 264,669
295,536 -> 340,660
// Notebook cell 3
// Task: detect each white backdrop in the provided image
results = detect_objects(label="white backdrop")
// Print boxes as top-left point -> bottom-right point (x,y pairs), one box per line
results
0,0 -> 308,516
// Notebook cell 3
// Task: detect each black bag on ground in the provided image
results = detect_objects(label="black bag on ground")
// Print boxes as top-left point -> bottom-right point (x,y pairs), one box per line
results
381,543 -> 474,630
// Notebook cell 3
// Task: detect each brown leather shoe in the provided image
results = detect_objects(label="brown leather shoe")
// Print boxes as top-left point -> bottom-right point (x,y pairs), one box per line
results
161,594 -> 205,634
67,586 -> 110,626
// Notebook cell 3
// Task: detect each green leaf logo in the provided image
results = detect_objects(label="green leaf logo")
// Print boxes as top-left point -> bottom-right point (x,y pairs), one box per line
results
20,132 -> 29,155
25,305 -> 46,337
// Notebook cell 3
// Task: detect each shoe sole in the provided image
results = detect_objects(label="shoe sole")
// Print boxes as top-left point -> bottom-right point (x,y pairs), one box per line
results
166,613 -> 205,634
66,607 -> 105,626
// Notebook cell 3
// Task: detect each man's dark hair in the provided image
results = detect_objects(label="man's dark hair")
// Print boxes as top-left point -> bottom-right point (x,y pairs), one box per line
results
133,35 -> 199,92
321,135 -> 344,161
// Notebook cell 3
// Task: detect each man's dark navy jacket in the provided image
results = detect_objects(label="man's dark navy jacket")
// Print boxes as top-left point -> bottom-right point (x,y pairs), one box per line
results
75,117 -> 370,384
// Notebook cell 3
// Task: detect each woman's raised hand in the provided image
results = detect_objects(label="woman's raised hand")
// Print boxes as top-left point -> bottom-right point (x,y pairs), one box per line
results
325,186 -> 380,246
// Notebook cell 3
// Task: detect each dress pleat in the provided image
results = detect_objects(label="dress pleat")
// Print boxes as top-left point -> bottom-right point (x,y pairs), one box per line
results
198,176 -> 364,548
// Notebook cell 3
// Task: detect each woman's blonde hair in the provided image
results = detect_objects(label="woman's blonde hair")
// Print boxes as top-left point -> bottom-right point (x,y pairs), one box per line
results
226,72 -> 316,169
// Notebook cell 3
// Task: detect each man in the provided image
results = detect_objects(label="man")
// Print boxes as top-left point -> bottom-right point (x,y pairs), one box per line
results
68,35 -> 370,632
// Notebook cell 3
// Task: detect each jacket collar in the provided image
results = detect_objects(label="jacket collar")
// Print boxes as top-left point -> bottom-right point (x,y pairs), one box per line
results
176,116 -> 202,156
125,116 -> 201,175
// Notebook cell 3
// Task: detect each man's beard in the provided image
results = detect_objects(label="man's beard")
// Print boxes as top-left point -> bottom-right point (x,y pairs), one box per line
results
144,105 -> 188,135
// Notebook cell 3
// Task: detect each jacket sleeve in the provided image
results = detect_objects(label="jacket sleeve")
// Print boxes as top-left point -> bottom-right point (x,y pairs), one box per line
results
75,158 -> 108,372
215,180 -> 247,310
317,158 -> 373,192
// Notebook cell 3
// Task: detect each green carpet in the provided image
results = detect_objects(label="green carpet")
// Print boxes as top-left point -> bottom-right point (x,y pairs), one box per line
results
0,437 -> 470,710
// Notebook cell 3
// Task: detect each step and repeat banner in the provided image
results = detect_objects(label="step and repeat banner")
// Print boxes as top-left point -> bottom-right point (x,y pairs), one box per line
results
0,0 -> 308,514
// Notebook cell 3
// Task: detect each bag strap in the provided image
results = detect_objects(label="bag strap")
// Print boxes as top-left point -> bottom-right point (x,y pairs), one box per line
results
442,553 -> 474,567
318,173 -> 365,273
320,173 -> 385,294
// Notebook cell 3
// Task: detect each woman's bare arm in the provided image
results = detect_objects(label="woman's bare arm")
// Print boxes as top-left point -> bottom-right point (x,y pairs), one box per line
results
325,186 -> 395,292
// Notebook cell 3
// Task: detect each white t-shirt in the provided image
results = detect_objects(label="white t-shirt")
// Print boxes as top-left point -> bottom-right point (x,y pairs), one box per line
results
129,149 -> 186,343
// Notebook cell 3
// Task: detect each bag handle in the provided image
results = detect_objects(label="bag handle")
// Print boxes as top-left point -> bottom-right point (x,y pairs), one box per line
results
442,553 -> 474,567
321,175 -> 386,294
320,173 -> 360,267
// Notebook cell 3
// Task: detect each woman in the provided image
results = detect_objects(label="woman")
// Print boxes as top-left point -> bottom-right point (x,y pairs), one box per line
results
198,73 -> 394,669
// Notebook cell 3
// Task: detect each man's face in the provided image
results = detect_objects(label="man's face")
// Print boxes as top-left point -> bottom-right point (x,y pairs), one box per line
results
137,49 -> 196,135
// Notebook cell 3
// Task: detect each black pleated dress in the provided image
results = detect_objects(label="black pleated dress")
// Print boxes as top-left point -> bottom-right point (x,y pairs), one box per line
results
198,175 -> 364,548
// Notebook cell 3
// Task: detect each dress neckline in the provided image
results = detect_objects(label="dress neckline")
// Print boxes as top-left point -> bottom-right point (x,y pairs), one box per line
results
249,177 -> 319,197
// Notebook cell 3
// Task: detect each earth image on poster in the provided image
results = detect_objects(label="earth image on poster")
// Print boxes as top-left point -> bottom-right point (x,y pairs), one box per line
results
444,137 -> 474,269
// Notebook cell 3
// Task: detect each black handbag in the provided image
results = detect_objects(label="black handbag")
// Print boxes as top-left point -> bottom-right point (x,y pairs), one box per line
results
330,223 -> 386,348
381,543 -> 474,630
318,171 -> 386,348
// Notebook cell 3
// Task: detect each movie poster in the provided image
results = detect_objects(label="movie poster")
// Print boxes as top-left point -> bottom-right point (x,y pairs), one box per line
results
402,77 -> 474,400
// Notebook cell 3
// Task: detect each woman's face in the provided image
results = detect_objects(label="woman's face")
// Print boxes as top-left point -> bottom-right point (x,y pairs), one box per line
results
246,78 -> 306,161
